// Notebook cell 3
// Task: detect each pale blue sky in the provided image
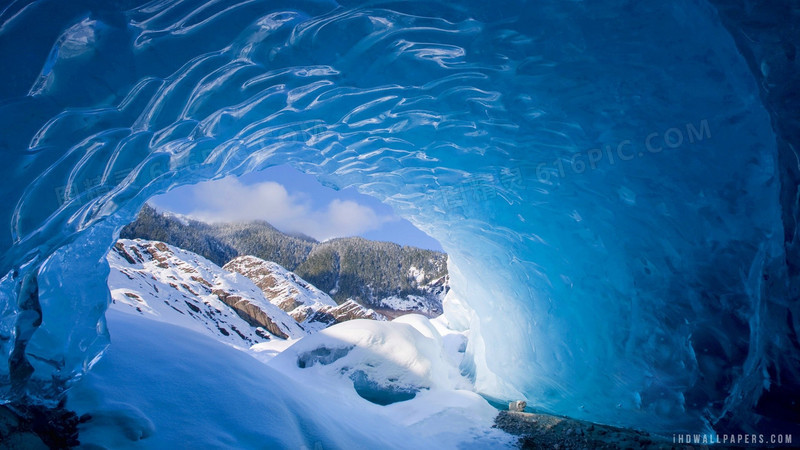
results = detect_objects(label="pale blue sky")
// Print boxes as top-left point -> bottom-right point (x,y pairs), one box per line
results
149,165 -> 443,252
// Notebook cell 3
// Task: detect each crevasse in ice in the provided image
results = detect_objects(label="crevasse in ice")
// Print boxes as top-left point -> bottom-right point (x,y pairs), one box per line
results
0,0 -> 797,435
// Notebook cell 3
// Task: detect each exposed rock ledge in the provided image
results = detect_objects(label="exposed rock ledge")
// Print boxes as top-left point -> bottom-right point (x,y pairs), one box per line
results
494,410 -> 716,450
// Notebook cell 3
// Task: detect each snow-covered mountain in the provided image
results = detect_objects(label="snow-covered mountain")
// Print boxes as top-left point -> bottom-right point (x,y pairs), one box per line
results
224,255 -> 386,332
121,205 -> 449,315
108,239 -> 388,342
107,239 -> 306,347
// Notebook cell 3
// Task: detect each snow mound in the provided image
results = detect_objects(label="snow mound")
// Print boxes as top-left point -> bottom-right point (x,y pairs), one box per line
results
269,317 -> 472,407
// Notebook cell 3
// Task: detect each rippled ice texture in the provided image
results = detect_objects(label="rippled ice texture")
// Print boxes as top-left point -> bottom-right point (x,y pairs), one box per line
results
0,0 -> 794,434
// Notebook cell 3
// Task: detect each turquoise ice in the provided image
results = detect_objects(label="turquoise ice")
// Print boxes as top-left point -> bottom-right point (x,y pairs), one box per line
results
0,0 -> 796,435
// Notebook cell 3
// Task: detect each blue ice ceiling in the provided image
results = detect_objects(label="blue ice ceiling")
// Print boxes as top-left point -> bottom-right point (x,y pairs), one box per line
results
1,0 -> 798,435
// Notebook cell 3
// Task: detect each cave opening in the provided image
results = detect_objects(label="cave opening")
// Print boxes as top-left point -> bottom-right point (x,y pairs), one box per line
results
55,163 -> 525,447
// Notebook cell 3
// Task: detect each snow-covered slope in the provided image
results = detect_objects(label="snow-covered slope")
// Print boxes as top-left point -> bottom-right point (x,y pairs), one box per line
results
67,310 -> 513,449
224,255 -> 386,332
107,239 -> 305,347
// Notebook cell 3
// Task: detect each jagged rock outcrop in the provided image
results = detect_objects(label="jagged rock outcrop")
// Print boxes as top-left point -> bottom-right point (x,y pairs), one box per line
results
224,255 -> 385,332
223,256 -> 336,315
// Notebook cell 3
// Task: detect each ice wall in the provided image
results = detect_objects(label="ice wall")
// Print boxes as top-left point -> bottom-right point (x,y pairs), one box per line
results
0,0 -> 796,434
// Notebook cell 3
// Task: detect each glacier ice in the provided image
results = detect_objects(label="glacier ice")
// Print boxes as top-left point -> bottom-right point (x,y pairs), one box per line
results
0,0 -> 798,435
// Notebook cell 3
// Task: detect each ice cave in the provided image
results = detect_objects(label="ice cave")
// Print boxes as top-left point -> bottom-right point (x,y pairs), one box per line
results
0,0 -> 798,447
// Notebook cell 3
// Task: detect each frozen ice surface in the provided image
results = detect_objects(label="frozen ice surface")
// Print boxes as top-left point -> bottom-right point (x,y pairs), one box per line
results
0,0 -> 797,436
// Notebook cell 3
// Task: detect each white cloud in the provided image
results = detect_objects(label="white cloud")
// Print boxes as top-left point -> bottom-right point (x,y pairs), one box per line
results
323,199 -> 390,240
185,177 -> 392,241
